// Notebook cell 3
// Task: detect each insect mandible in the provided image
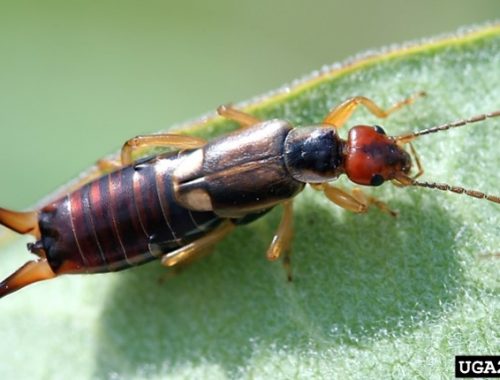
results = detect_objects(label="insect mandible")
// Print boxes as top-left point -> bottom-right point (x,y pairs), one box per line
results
0,92 -> 499,298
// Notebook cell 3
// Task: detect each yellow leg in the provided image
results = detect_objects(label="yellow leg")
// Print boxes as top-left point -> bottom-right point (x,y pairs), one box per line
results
217,105 -> 261,128
96,159 -> 121,172
351,188 -> 398,217
0,208 -> 40,237
160,221 -> 235,267
96,134 -> 207,170
266,201 -> 294,281
312,183 -> 367,213
122,105 -> 261,167
392,143 -> 424,189
311,183 -> 397,217
121,134 -> 207,166
323,91 -> 426,129
408,142 -> 424,179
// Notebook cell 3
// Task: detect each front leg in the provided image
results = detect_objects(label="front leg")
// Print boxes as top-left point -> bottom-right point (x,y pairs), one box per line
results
311,183 -> 397,217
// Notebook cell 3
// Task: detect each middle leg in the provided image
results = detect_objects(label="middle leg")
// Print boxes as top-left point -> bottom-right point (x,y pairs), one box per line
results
266,201 -> 294,281
159,221 -> 235,267
217,105 -> 261,128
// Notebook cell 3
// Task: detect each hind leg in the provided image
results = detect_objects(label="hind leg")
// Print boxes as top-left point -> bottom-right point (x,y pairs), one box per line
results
0,208 -> 40,237
158,221 -> 236,267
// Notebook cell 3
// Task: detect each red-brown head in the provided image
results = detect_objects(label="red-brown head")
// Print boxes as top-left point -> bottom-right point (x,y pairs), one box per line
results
344,125 -> 411,186
342,111 -> 500,205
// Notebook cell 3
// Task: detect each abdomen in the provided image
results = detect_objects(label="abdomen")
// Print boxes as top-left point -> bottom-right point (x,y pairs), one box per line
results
39,154 -> 223,275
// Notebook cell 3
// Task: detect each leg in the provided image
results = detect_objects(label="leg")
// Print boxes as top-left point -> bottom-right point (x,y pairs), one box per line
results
156,246 -> 217,284
0,208 -> 40,237
392,142 -> 424,189
97,134 -> 207,170
311,183 -> 367,213
351,188 -> 398,217
160,221 -> 235,267
106,105 -> 258,169
96,159 -> 121,172
217,105 -> 261,128
311,183 -> 397,217
323,91 -> 426,129
266,201 -> 294,281
408,142 -> 424,179
121,134 -> 207,166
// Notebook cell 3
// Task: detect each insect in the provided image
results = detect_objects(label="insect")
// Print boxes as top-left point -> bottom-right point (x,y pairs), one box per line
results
0,93 -> 499,298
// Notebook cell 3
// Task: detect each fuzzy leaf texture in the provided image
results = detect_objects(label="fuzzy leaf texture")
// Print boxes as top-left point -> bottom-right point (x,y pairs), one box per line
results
0,24 -> 499,380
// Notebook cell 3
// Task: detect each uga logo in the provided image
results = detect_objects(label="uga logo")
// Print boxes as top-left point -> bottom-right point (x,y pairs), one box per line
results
455,356 -> 500,378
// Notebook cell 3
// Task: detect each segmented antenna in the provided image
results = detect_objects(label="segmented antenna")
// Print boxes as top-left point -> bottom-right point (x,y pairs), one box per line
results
396,110 -> 500,143
411,180 -> 500,204
393,109 -> 500,204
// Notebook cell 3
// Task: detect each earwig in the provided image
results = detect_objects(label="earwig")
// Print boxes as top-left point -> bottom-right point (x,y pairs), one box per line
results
0,93 -> 499,298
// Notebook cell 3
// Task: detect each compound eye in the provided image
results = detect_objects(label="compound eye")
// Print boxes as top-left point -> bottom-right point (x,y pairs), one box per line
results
370,173 -> 384,186
373,125 -> 386,135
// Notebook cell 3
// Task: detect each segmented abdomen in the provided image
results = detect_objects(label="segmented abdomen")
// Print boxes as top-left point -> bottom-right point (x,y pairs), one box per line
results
39,154 -> 222,274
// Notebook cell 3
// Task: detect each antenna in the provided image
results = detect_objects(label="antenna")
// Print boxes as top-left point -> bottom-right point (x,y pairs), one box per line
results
411,180 -> 500,204
396,110 -> 500,144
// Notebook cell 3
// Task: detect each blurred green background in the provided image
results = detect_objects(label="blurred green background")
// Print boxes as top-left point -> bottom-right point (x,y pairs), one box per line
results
0,0 -> 498,209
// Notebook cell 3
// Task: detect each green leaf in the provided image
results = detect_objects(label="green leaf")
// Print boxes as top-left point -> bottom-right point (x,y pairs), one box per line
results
1,25 -> 499,379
